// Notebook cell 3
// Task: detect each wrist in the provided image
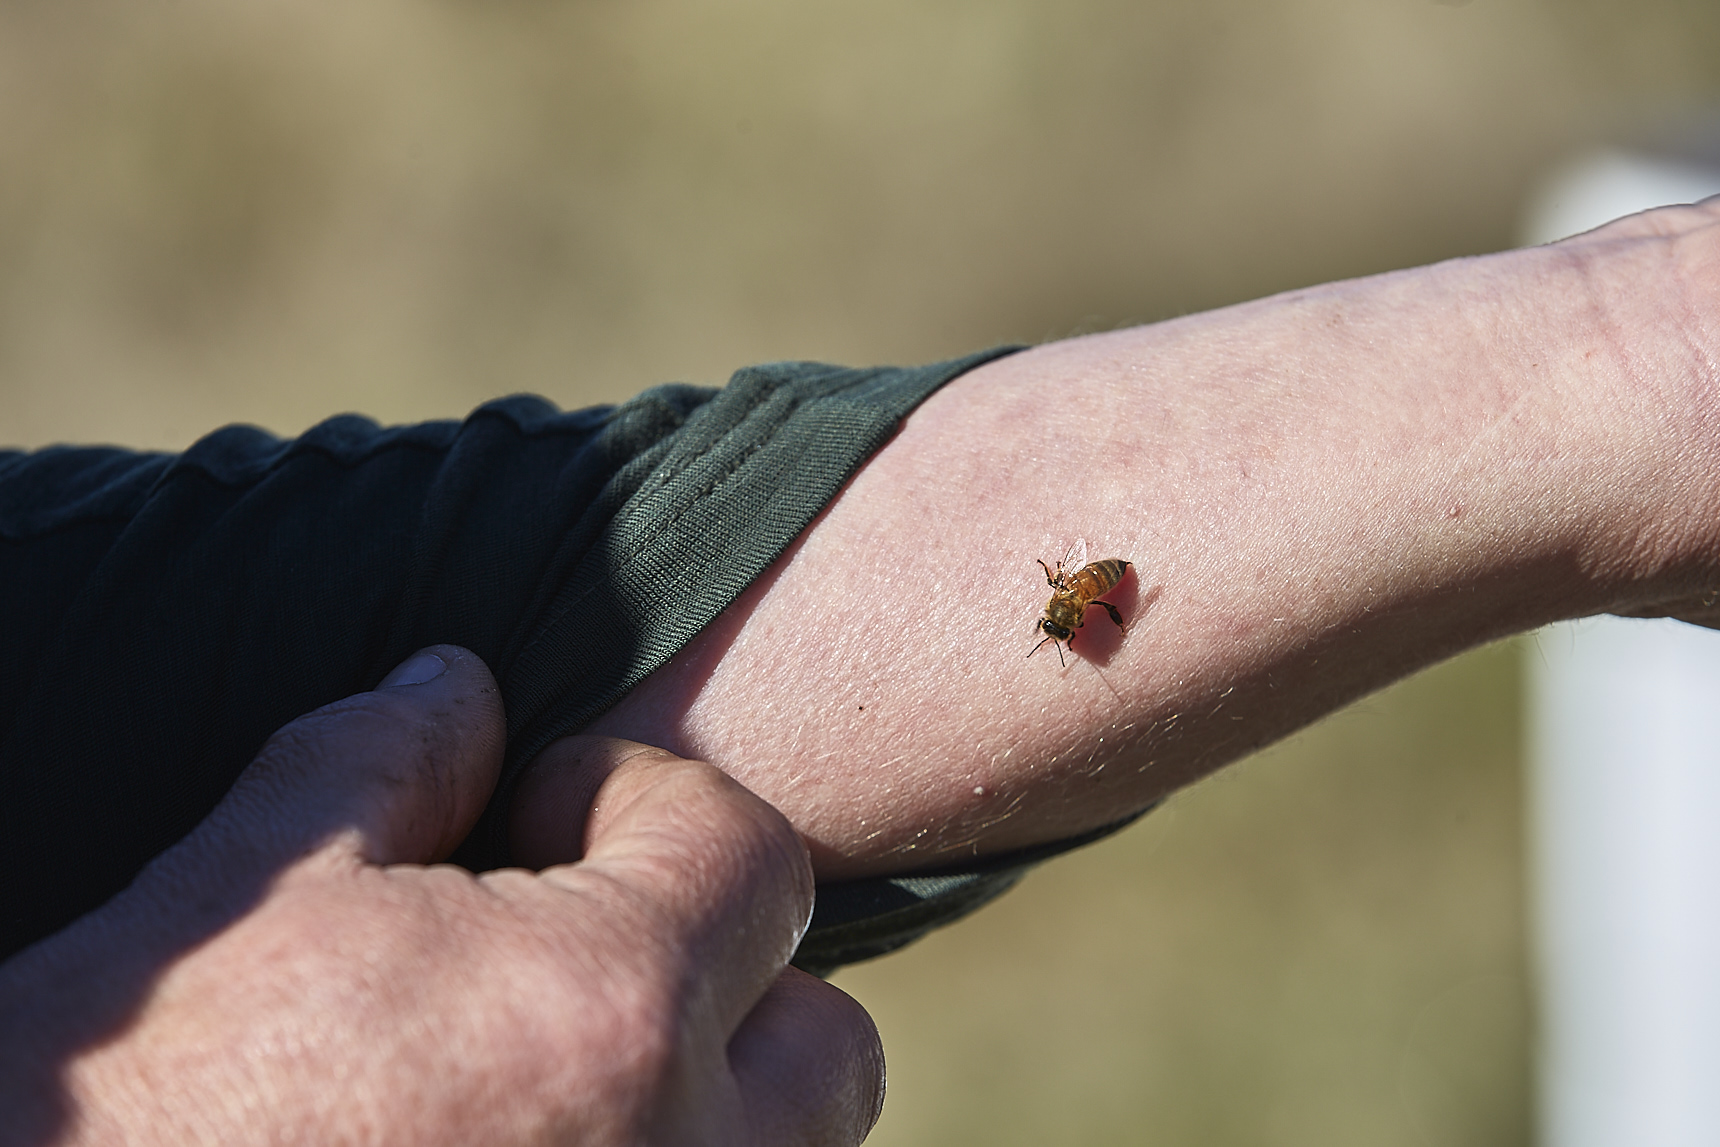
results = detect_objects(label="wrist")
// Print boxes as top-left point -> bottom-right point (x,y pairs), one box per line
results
1546,204 -> 1720,613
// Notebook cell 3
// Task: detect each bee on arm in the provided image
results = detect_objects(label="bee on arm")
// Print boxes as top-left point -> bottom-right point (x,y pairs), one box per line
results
1029,549 -> 1132,667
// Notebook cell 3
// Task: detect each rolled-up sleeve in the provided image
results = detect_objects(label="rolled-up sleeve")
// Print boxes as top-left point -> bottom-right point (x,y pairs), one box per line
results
0,346 -> 1145,973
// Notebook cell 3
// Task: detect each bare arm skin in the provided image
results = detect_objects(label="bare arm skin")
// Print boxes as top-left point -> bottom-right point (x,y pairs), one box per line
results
587,201 -> 1720,879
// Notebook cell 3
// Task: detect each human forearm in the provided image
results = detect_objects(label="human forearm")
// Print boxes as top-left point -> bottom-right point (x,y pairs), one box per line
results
589,202 -> 1720,878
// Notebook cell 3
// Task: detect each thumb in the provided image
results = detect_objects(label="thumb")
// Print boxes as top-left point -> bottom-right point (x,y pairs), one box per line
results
0,645 -> 505,1059
147,645 -> 506,897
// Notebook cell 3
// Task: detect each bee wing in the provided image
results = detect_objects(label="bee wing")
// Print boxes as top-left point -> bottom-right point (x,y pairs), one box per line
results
1064,537 -> 1089,573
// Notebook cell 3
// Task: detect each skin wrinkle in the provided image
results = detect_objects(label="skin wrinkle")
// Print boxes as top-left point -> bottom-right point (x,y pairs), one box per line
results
1581,233 -> 1720,545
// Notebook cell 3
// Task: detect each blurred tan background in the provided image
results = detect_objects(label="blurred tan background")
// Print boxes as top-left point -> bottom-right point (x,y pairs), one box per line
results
5,1 -> 1719,1142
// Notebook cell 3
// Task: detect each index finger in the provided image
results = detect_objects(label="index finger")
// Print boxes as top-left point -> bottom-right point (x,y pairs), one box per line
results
519,736 -> 815,1041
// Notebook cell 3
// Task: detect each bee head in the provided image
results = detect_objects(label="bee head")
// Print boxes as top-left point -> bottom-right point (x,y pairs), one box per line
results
1037,619 -> 1072,641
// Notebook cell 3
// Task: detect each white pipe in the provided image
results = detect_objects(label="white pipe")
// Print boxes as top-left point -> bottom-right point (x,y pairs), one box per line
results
1530,618 -> 1720,1146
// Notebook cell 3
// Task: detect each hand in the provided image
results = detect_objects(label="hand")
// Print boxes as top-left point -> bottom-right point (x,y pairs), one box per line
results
0,646 -> 883,1146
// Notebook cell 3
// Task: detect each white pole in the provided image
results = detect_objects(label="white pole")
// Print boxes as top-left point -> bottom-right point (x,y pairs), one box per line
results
1530,619 -> 1720,1146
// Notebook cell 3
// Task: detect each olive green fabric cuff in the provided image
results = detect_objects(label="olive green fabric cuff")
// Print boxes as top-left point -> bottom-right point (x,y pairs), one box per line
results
456,347 -> 1027,872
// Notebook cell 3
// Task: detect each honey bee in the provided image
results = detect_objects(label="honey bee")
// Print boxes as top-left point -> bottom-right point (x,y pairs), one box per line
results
1029,551 -> 1131,667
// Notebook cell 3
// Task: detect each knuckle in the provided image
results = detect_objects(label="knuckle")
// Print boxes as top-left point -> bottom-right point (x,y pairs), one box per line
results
258,693 -> 417,764
663,763 -> 810,874
608,757 -> 814,903
272,691 -> 467,788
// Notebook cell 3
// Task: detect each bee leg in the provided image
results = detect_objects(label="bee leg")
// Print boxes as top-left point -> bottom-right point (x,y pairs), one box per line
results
1036,559 -> 1057,587
1096,600 -> 1126,634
